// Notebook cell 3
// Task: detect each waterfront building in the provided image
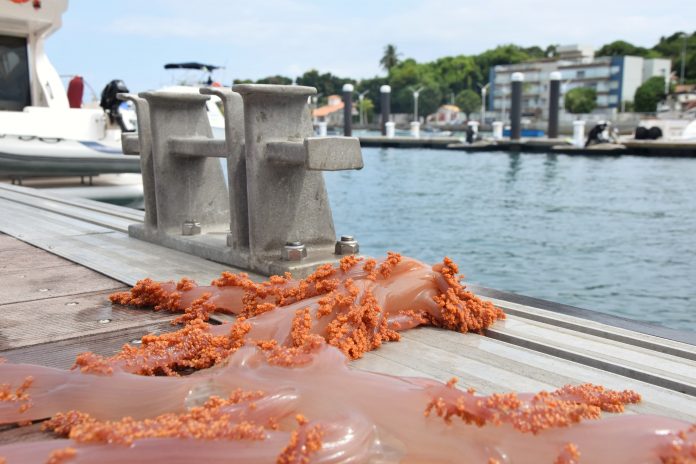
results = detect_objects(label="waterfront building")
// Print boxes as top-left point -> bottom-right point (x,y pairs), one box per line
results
489,45 -> 671,119
312,94 -> 345,126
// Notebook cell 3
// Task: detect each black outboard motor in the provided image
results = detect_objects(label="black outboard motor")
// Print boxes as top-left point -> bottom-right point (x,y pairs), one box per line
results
100,79 -> 131,132
466,124 -> 475,144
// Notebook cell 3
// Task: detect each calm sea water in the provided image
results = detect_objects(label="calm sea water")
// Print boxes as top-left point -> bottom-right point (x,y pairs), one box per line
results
324,149 -> 696,332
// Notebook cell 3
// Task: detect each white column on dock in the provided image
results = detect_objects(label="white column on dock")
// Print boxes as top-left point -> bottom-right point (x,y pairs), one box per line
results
492,121 -> 503,140
385,121 -> 395,138
573,120 -> 586,147
318,121 -> 327,137
410,121 -> 421,138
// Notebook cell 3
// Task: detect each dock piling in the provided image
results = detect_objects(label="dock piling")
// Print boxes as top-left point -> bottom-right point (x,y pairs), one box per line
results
510,72 -> 524,141
548,71 -> 561,139
380,85 -> 391,136
343,83 -> 354,136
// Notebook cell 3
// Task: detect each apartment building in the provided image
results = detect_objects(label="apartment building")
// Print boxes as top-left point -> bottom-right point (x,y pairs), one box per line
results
489,45 -> 671,118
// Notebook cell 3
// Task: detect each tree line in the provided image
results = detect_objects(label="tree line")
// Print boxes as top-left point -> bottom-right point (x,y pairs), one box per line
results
234,31 -> 694,120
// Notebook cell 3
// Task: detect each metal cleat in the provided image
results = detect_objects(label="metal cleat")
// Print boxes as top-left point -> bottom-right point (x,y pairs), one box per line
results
127,91 -> 232,262
121,84 -> 363,277
233,84 -> 363,276
116,93 -> 157,228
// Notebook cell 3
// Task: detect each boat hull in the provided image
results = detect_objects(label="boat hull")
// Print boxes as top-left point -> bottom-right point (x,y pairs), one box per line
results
0,136 -> 140,178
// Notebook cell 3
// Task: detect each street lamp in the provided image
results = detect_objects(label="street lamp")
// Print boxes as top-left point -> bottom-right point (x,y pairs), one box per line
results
358,90 -> 369,126
680,32 -> 688,85
478,83 -> 490,124
410,86 -> 424,122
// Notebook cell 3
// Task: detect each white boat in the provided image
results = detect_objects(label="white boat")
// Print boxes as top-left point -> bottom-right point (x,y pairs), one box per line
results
0,0 -> 143,180
0,0 -> 225,184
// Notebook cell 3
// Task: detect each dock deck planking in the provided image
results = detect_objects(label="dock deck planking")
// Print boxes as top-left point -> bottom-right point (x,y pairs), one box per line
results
1,185 -> 696,447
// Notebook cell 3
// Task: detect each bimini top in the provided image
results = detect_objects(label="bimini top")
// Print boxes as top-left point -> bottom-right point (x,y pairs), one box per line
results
163,63 -> 222,72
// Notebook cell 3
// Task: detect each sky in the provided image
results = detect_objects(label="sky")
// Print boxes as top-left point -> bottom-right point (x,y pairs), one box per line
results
45,0 -> 696,95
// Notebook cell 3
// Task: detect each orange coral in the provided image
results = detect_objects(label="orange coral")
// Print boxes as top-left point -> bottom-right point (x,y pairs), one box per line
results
104,254 -> 505,371
425,381 -> 641,434
660,424 -> 696,464
339,255 -> 363,272
259,335 -> 326,368
44,391 -> 268,446
0,376 -> 33,414
290,308 -> 313,348
378,251 -> 402,279
430,257 -> 505,333
554,443 -> 581,464
109,278 -> 179,312
73,318 -> 251,376
171,293 -> 216,324
277,414 -> 324,464
46,447 -> 77,464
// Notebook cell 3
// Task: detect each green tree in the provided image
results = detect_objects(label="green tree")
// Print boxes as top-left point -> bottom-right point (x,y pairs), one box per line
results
357,76 -> 388,113
380,44 -> 401,72
256,75 -> 293,85
388,59 -> 443,116
455,89 -> 481,119
634,76 -> 667,112
295,69 -> 353,104
652,32 -> 696,82
564,87 -> 597,114
357,97 -> 375,124
433,55 -> 481,96
474,44 -> 541,84
596,40 -> 656,58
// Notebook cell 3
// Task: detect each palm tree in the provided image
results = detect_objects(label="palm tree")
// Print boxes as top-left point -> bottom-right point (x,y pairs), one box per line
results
380,44 -> 401,72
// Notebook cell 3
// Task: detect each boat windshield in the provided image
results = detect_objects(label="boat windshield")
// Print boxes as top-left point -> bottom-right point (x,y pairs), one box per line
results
0,35 -> 31,111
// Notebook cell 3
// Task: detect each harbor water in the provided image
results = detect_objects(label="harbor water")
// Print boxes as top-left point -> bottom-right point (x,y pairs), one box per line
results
325,148 -> 696,332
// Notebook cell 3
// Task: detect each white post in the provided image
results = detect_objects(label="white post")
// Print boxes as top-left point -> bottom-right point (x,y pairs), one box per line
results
492,121 -> 503,140
480,83 -> 489,124
467,120 -> 480,136
385,121 -> 395,138
410,121 -> 421,138
318,121 -> 327,137
572,120 -> 586,147
411,86 -> 424,123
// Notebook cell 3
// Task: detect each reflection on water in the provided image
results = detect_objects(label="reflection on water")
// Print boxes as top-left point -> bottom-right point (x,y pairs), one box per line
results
325,148 -> 696,332
506,152 -> 521,184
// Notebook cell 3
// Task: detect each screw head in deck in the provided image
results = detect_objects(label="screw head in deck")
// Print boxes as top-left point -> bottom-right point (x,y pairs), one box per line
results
182,220 -> 202,236
281,241 -> 307,261
335,235 -> 359,255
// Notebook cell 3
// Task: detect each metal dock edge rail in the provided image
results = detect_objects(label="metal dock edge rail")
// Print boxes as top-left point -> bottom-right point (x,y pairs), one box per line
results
1,182 -> 695,423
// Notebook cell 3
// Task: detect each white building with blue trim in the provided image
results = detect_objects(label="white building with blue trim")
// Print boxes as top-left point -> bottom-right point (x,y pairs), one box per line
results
489,45 -> 671,119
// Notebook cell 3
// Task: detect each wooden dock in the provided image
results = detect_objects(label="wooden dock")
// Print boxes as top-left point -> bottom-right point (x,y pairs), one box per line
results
1,182 -> 695,446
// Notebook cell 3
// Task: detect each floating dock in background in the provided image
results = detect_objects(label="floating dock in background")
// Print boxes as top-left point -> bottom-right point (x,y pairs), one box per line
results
359,136 -> 696,157
1,182 -> 695,448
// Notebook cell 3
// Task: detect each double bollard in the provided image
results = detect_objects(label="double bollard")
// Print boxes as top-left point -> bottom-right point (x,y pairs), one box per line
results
119,84 -> 364,277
